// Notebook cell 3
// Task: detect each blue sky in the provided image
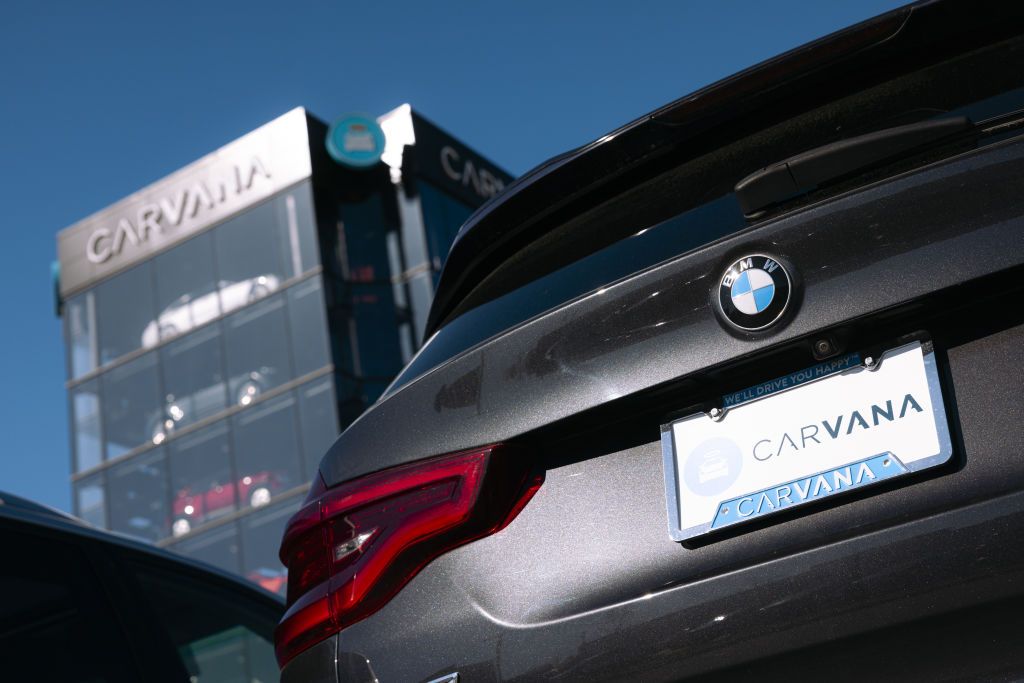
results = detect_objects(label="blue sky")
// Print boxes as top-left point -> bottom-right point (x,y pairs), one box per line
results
0,0 -> 906,511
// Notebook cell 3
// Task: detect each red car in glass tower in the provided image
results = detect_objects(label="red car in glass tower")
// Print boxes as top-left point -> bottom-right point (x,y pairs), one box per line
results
171,471 -> 278,537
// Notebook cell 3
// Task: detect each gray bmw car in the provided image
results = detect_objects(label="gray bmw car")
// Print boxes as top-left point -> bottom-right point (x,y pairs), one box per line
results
277,1 -> 1024,680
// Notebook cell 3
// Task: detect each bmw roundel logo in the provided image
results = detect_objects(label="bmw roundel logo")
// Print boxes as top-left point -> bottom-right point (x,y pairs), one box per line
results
715,254 -> 793,331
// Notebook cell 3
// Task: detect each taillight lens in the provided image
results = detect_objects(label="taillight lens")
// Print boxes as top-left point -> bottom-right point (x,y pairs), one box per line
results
274,444 -> 541,668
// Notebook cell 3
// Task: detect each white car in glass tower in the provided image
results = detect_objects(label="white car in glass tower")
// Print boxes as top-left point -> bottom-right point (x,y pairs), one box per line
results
141,275 -> 279,347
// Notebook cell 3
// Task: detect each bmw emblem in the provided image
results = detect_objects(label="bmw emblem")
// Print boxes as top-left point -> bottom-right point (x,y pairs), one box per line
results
715,254 -> 793,332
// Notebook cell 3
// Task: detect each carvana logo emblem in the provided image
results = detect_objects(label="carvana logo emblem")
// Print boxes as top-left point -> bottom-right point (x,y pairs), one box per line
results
684,437 -> 743,496
716,254 -> 793,332
326,114 -> 386,169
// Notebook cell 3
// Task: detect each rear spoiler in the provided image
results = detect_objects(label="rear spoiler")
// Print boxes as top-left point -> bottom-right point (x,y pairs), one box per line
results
425,0 -> 1024,336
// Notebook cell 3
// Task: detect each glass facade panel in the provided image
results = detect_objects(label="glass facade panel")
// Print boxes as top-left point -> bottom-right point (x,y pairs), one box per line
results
214,195 -> 292,315
333,374 -> 389,431
346,283 -> 404,379
70,379 -> 103,472
240,502 -> 296,596
334,374 -> 370,433
340,193 -> 393,283
95,261 -> 157,362
291,182 -> 320,276
168,423 -> 236,536
419,181 -> 473,273
74,473 -> 106,528
159,324 -> 226,438
361,380 -> 391,408
101,352 -> 162,459
152,231 -> 220,342
407,272 -> 434,344
287,276 -> 331,377
171,522 -> 241,575
223,294 -> 292,406
398,191 -> 429,271
65,291 -> 97,378
68,183 -> 319,378
232,394 -> 302,508
297,377 -> 339,478
106,448 -> 168,541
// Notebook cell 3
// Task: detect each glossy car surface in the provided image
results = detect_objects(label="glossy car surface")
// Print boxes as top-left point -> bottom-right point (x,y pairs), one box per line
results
280,1 -> 1024,681
0,491 -> 283,682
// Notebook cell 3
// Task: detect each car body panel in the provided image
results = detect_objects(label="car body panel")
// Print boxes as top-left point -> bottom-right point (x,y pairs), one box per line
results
320,135 -> 1024,488
281,637 -> 340,683
290,2 -> 1024,679
334,491 -> 1024,681
313,318 -> 1024,680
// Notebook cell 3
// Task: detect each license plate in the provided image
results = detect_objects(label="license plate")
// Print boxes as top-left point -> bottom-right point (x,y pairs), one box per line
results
661,340 -> 952,541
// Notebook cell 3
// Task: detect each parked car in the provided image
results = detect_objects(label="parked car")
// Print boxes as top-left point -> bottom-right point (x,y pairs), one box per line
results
142,275 -> 281,348
277,2 -> 1024,681
148,367 -> 276,445
172,470 -> 281,538
0,491 -> 283,682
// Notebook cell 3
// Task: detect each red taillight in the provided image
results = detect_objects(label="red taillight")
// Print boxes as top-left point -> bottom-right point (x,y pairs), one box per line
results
274,444 -> 542,668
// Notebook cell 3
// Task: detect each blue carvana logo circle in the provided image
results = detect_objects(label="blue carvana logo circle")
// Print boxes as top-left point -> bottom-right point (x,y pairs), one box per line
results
683,437 -> 743,496
326,115 -> 386,168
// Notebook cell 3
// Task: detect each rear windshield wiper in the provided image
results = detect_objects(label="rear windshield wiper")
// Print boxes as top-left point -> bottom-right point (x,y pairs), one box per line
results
735,115 -> 975,216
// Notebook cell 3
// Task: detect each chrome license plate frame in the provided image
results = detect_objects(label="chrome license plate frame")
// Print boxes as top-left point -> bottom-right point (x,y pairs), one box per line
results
661,339 -> 952,542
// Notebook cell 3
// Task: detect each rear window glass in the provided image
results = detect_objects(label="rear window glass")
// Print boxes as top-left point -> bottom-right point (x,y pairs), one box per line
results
131,562 -> 280,683
389,33 -> 1024,396
391,194 -> 746,392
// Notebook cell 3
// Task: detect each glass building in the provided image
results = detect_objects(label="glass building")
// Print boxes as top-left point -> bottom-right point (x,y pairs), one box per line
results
56,106 -> 511,594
